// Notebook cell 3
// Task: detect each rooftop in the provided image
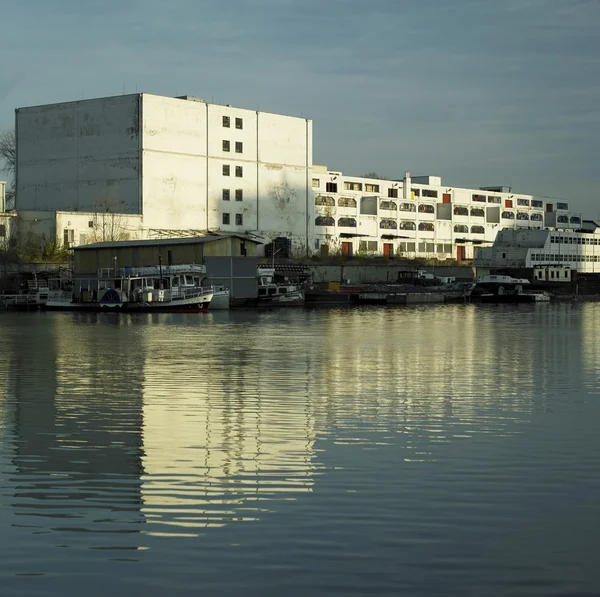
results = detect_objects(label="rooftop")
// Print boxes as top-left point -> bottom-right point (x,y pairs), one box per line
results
75,233 -> 262,251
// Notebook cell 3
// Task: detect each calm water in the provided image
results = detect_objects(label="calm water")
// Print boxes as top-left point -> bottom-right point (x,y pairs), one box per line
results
1,304 -> 599,596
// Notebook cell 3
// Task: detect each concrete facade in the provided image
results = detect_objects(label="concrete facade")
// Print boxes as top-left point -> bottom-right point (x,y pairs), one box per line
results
311,168 -> 581,262
16,94 -> 313,255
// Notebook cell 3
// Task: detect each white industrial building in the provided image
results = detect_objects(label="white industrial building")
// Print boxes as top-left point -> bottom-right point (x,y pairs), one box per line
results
16,93 -> 313,254
310,167 -> 581,261
13,92 -> 583,261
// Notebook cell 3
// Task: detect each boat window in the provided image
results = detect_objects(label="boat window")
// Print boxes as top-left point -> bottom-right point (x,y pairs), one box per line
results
278,288 -> 288,294
172,277 -> 179,287
193,277 -> 200,286
114,280 -> 122,289
258,288 -> 267,296
268,288 -> 277,295
185,275 -> 194,285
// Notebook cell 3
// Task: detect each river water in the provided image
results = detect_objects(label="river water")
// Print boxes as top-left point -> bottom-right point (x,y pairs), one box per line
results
0,304 -> 599,596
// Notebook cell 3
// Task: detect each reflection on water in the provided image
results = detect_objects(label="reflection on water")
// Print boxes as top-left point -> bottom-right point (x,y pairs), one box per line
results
1,305 -> 600,595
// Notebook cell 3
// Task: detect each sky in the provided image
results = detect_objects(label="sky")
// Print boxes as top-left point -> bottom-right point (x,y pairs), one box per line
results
1,0 -> 599,214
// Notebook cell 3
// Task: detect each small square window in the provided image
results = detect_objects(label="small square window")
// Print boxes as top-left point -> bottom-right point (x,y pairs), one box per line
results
235,189 -> 243,201
312,178 -> 320,188
326,182 -> 337,193
235,141 -> 243,153
235,214 -> 243,226
223,116 -> 230,128
222,189 -> 230,201
235,166 -> 243,178
223,164 -> 230,176
223,140 -> 230,152
222,213 -> 230,225
88,220 -> 94,228
235,118 -> 243,130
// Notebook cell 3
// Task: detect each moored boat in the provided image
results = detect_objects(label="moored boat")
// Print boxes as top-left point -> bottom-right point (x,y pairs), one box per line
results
472,274 -> 550,303
255,266 -> 304,307
43,264 -> 213,312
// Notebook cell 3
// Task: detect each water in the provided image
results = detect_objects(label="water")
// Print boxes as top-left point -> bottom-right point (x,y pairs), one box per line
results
1,304 -> 599,596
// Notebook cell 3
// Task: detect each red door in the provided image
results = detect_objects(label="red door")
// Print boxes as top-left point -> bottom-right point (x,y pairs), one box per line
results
442,193 -> 451,204
341,242 -> 353,257
457,246 -> 465,262
383,243 -> 393,258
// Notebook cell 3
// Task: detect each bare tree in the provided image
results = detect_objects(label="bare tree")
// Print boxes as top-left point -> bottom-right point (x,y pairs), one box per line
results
88,197 -> 130,243
0,131 -> 16,210
361,172 -> 384,180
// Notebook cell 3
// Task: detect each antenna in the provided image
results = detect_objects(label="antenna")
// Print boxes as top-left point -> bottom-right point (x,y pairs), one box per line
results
122,81 -> 125,95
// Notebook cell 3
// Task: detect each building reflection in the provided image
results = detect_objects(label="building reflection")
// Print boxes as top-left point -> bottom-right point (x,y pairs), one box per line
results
2,314 -> 146,551
0,304 -> 590,546
308,305 -> 584,449
138,316 -> 317,537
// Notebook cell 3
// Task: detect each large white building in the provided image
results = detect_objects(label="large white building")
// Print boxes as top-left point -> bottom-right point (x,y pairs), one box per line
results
310,168 -> 581,261
13,92 -> 583,261
16,94 -> 313,253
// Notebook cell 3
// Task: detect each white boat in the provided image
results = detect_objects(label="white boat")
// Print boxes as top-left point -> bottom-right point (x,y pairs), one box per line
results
43,264 -> 213,312
208,285 -> 231,310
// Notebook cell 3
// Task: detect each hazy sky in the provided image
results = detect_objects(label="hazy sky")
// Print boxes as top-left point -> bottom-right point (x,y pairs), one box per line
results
1,0 -> 598,213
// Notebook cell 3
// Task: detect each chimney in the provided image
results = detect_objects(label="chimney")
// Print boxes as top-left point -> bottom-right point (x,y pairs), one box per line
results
403,172 -> 411,200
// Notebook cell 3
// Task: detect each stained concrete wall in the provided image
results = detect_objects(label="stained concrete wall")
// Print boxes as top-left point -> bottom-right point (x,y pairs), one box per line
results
17,95 -> 141,213
140,95 -> 312,252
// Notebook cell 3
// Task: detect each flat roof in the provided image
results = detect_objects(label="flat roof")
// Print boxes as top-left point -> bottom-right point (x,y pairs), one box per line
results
75,233 -> 262,251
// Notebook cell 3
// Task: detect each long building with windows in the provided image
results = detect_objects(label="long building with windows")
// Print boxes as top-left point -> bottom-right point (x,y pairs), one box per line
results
12,92 -> 584,261
310,167 -> 581,261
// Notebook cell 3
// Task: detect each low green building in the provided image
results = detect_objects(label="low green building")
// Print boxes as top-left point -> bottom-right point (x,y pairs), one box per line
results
73,234 -> 259,275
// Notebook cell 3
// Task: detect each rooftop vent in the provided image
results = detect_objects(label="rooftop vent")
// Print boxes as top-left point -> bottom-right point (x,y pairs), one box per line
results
175,95 -> 205,103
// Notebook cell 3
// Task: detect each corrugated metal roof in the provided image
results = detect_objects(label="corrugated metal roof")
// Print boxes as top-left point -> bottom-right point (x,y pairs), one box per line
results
75,233 -> 262,251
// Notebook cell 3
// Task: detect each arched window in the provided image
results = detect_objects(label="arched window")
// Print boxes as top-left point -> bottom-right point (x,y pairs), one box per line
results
530,213 -> 543,221
471,226 -> 485,234
338,217 -> 357,228
454,224 -> 468,233
380,219 -> 397,229
418,222 -> 434,232
315,195 -> 335,206
453,206 -> 469,216
570,216 -> 581,225
501,211 -> 515,219
379,200 -> 397,211
557,215 -> 569,224
399,203 -> 416,212
418,204 -> 435,214
517,212 -> 529,220
315,216 -> 335,226
470,208 -> 485,218
399,221 -> 416,230
338,197 -> 357,208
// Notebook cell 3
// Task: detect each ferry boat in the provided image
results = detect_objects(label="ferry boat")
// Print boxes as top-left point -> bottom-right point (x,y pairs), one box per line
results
43,265 -> 213,312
